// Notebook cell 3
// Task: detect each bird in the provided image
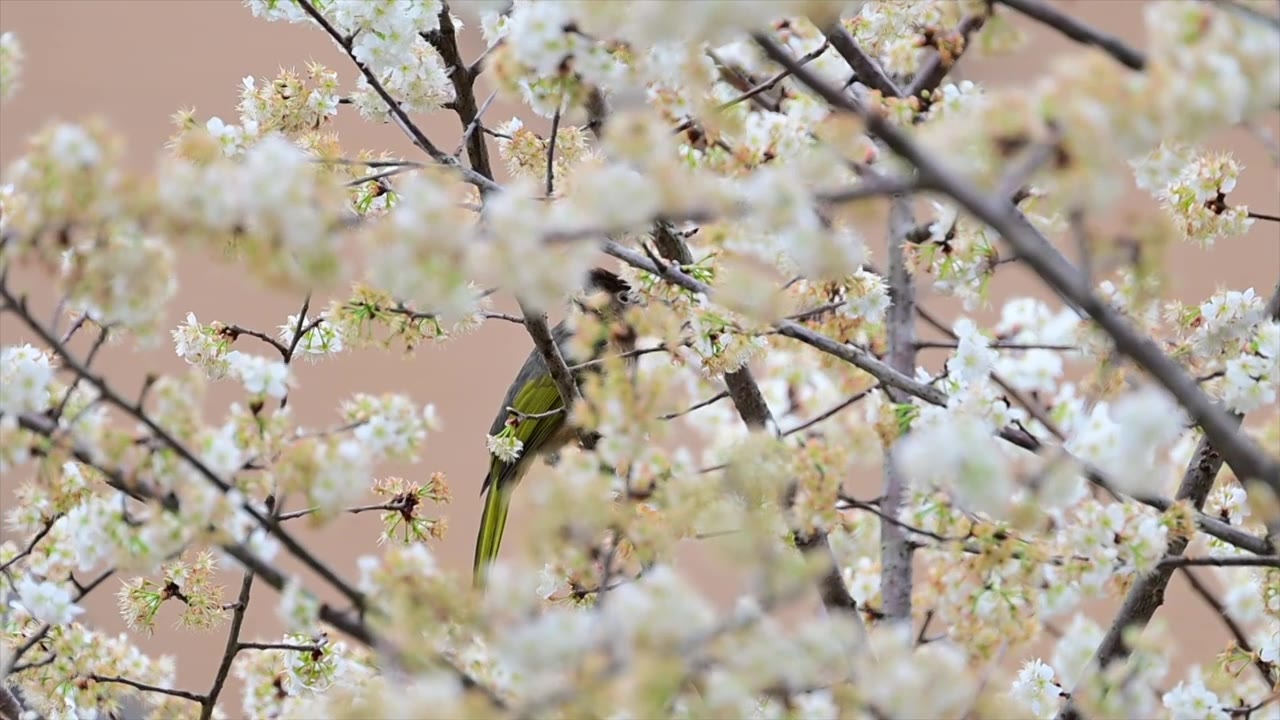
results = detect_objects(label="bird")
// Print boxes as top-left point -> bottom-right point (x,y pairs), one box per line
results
473,267 -> 642,588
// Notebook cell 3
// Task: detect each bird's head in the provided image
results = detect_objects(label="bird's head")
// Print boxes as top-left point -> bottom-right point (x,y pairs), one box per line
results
579,268 -> 645,316
572,267 -> 644,356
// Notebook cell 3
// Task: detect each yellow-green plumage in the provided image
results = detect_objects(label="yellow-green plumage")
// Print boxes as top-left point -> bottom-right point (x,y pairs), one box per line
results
472,269 -> 639,589
473,372 -> 568,585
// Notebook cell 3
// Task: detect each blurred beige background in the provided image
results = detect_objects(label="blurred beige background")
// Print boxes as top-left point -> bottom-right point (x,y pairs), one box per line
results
1,0 -> 1277,707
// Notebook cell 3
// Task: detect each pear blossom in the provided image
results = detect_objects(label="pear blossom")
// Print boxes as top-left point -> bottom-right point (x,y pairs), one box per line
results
227,351 -> 291,399
12,576 -> 85,625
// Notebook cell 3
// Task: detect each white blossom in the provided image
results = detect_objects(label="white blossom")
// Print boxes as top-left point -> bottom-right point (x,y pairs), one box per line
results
0,344 -> 56,414
12,576 -> 85,625
227,351 -> 291,399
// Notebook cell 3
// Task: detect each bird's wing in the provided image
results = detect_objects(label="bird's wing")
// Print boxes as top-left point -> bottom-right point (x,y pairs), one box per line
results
474,372 -> 567,584
482,371 -> 568,494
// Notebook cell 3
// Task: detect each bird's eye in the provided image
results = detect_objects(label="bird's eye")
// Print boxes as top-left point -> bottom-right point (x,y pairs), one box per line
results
615,290 -> 635,304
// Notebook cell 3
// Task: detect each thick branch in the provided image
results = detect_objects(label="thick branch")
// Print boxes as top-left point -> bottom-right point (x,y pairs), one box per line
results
880,195 -> 917,623
428,0 -> 494,183
904,13 -> 988,98
824,23 -> 902,98
1158,555 -> 1280,569
517,301 -> 584,416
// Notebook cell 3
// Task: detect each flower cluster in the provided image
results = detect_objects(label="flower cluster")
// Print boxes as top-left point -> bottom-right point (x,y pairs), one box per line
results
116,551 -> 227,634
0,31 -> 20,101
157,132 -> 351,289
239,63 -> 342,136
1132,143 -> 1255,246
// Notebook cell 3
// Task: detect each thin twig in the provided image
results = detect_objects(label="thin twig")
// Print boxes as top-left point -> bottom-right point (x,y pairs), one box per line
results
546,105 -> 562,197
90,675 -> 204,704
237,642 -> 323,652
660,391 -> 730,420
913,340 -> 1079,351
276,500 -> 411,523
454,89 -> 498,157
1179,567 -> 1275,682
905,13 -> 989,98
782,385 -> 878,437
0,516 -> 60,575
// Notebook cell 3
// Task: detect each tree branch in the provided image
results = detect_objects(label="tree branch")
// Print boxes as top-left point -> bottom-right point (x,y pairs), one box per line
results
294,0 -> 500,193
994,0 -> 1146,71
199,570 -> 255,720
1158,555 -> 1280,569
880,195 -> 918,623
517,300 -> 585,421
89,675 -> 204,704
427,0 -> 494,183
904,13 -> 988,98
824,23 -> 902,98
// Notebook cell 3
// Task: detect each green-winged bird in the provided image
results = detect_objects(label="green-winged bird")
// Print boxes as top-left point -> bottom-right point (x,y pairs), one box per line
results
473,268 -> 641,587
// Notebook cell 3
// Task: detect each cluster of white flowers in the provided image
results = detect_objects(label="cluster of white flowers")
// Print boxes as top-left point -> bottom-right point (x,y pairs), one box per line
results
1010,659 -> 1063,719
171,312 -> 234,377
58,228 -> 178,334
203,115 -> 259,157
228,352 -> 292,399
238,63 -> 341,136
840,268 -> 891,324
1168,288 -> 1280,413
1222,320 -> 1279,413
1188,288 -> 1265,358
486,430 -> 524,463
1132,143 -> 1255,246
277,313 -> 345,359
340,0 -> 455,120
306,438 -> 373,516
245,0 -> 454,118
342,392 -> 439,459
10,575 -> 86,625
1063,385 -> 1187,497
0,343 -> 56,415
1162,676 -> 1230,720
0,31 -> 21,101
157,133 -> 349,288
896,413 -> 1016,519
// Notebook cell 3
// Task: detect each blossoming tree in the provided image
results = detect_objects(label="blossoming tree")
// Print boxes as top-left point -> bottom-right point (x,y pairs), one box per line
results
1,1 -> 1278,718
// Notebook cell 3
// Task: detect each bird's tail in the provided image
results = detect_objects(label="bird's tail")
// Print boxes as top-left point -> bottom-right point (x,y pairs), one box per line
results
473,479 -> 514,589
